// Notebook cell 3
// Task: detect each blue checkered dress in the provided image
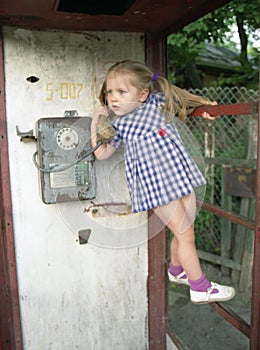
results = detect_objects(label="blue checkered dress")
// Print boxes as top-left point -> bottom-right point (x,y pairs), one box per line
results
109,91 -> 206,213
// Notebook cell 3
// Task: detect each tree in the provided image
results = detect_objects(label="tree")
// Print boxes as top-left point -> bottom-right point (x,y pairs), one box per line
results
167,0 -> 260,89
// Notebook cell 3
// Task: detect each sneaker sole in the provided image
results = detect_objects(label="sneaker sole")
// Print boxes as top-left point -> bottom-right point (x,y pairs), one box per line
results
191,289 -> 236,305
168,272 -> 189,286
169,278 -> 189,286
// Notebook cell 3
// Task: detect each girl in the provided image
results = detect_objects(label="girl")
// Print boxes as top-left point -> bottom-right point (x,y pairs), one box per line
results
91,60 -> 235,304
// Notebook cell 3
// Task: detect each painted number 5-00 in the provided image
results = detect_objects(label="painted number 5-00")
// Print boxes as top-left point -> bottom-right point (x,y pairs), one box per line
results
46,83 -> 83,101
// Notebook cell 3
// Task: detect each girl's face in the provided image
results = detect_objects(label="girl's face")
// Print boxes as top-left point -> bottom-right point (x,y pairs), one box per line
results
105,73 -> 149,116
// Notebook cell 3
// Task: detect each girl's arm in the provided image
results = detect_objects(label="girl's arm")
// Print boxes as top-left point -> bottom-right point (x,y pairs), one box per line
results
91,106 -> 117,160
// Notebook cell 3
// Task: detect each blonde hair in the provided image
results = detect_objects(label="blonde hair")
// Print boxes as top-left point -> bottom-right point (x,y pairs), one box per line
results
99,60 -> 210,121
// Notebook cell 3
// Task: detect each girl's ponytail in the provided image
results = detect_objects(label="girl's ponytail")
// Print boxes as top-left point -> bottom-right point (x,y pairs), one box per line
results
156,76 -> 210,121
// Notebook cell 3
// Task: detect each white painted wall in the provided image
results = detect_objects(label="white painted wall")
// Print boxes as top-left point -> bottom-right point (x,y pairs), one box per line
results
3,26 -> 149,350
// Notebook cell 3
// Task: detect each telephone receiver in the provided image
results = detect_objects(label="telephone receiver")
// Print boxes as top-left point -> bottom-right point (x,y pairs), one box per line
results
96,113 -> 116,143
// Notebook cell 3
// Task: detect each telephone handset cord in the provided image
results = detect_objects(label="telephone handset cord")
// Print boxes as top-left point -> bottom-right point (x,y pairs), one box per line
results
32,140 -> 103,173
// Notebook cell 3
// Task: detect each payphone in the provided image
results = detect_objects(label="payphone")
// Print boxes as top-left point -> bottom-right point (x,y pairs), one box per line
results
34,116 -> 98,204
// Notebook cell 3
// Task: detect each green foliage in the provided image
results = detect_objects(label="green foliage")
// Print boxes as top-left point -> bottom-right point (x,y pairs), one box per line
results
227,0 -> 260,30
167,0 -> 259,89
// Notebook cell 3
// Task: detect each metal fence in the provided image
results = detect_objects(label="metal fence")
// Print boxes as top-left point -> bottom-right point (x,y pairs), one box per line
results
185,86 -> 259,254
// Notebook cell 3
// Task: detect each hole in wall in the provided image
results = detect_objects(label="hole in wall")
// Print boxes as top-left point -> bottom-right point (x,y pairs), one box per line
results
78,229 -> 91,244
26,76 -> 40,83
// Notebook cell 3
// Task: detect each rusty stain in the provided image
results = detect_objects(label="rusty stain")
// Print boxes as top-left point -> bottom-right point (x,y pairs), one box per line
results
224,167 -> 256,198
84,201 -> 129,213
229,167 -> 253,174
84,201 -> 132,216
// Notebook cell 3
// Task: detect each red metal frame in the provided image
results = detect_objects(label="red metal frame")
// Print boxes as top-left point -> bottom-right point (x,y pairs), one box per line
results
146,32 -> 168,350
193,101 -> 260,348
0,30 -> 23,349
249,97 -> 260,350
164,101 -> 260,349
144,34 -> 260,348
0,24 -> 259,350
147,35 -> 260,349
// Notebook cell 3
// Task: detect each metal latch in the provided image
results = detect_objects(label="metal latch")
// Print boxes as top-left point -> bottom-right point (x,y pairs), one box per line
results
16,125 -> 36,142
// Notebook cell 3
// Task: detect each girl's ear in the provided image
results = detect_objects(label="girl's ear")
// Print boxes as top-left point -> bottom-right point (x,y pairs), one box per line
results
139,88 -> 149,102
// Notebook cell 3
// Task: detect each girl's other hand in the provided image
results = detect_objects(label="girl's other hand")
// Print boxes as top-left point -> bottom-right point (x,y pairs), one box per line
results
202,101 -> 219,120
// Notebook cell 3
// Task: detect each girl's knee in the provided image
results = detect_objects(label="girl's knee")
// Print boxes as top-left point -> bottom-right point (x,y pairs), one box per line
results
172,226 -> 195,244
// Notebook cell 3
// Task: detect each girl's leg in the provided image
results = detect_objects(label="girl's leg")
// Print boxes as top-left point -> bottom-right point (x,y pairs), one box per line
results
154,192 -> 235,303
154,192 -> 202,280
170,236 -> 180,266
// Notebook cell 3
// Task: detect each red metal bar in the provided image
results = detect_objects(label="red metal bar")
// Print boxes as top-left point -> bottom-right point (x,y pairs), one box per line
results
0,177 -> 13,348
210,303 -> 250,338
146,32 -> 167,350
165,325 -> 184,350
250,98 -> 260,350
198,200 -> 255,231
192,102 -> 258,117
147,220 -> 167,350
0,29 -> 23,349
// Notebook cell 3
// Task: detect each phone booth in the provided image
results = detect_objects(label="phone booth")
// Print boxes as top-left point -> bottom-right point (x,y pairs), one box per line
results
0,1 -> 259,350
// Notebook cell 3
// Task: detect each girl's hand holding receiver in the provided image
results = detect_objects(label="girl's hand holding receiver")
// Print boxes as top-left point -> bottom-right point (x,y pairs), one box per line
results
92,106 -> 109,126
